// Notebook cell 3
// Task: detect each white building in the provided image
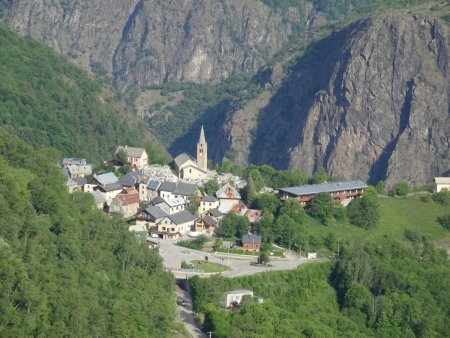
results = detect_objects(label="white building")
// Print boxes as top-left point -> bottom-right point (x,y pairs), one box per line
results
434,177 -> 450,192
224,290 -> 254,308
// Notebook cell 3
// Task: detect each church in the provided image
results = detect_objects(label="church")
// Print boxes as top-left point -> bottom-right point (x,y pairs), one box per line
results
172,126 -> 208,181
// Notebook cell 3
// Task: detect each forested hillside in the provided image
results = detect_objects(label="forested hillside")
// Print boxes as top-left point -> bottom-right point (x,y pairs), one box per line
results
0,129 -> 180,336
190,240 -> 450,337
0,25 -> 168,163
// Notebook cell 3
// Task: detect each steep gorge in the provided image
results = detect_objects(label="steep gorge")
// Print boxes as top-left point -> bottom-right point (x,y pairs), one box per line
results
239,14 -> 450,186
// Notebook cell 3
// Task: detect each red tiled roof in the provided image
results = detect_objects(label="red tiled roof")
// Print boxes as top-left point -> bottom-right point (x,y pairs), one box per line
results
121,187 -> 138,194
118,193 -> 140,206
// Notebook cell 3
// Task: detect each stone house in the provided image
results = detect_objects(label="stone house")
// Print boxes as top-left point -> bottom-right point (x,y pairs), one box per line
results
157,210 -> 196,239
199,195 -> 219,214
139,179 -> 161,202
115,145 -> 148,169
216,183 -> 241,213
152,197 -> 186,215
109,188 -> 140,218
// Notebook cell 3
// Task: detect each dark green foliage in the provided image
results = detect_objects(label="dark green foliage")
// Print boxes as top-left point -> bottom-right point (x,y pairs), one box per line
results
0,129 -> 177,337
190,239 -> 450,337
310,192 -> 335,225
177,235 -> 208,250
243,175 -> 257,207
187,193 -> 200,215
219,213 -> 250,239
252,193 -> 280,213
375,181 -> 385,195
388,181 -> 410,197
347,193 -> 380,229
432,189 -> 450,205
0,25 -> 168,163
202,178 -> 220,195
437,213 -> 450,230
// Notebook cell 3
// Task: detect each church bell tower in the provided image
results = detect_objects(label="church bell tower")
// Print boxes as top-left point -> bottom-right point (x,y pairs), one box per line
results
197,125 -> 208,171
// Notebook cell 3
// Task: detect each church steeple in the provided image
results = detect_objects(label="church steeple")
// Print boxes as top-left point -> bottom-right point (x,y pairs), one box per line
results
197,125 -> 208,171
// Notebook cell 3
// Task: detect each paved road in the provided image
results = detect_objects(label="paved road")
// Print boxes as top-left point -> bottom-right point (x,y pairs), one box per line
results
158,237 -> 325,278
175,285 -> 206,338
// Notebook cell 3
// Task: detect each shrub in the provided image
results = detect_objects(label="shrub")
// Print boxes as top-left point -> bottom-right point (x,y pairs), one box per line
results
437,213 -> 450,230
388,181 -> 409,197
432,189 -> 450,206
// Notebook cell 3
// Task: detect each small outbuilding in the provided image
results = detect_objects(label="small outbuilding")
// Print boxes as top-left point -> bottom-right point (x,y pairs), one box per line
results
224,290 -> 254,308
242,234 -> 261,251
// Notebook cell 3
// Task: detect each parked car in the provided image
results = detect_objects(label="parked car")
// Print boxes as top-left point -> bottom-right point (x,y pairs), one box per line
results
178,298 -> 188,306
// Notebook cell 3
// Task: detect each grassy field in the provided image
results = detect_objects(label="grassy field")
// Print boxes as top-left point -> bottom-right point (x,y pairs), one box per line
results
305,194 -> 450,253
191,260 -> 231,273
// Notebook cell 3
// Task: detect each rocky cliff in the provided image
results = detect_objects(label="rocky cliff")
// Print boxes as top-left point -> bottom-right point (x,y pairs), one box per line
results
0,0 -> 315,91
241,14 -> 449,186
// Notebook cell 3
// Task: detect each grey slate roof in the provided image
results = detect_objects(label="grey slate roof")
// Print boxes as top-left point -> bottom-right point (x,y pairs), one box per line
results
165,197 -> 186,207
173,152 -> 196,168
72,177 -> 87,186
90,190 -> 106,204
147,180 -> 161,190
203,195 -> 218,203
242,234 -> 261,244
150,196 -> 166,205
116,146 -> 146,158
118,170 -> 144,187
278,180 -> 368,196
100,182 -> 123,192
145,206 -> 168,219
159,181 -> 198,196
208,208 -> 223,218
94,172 -> 119,186
216,183 -> 241,199
168,210 -> 196,225
63,158 -> 87,166
174,182 -> 198,196
67,164 -> 92,176
159,181 -> 177,192
201,215 -> 218,226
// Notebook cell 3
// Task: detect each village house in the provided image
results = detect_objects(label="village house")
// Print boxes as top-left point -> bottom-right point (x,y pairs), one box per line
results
63,158 -> 87,166
118,170 -> 146,189
231,202 -> 263,228
172,126 -> 208,181
199,195 -> 220,214
224,290 -> 254,308
194,215 -> 218,235
66,178 -> 80,194
242,234 -> 261,251
135,206 -> 168,229
434,177 -> 450,192
115,145 -> 148,169
157,210 -> 196,239
203,208 -> 224,222
216,183 -> 241,213
109,187 -> 140,218
278,180 -> 368,207
86,172 -> 122,204
62,158 -> 93,178
152,197 -> 186,215
158,181 -> 199,202
139,179 -> 161,202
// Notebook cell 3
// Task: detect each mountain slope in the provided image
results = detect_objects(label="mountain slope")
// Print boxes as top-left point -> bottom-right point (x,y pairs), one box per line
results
0,0 -> 318,91
232,12 -> 450,186
0,128 -> 180,337
0,24 -> 167,162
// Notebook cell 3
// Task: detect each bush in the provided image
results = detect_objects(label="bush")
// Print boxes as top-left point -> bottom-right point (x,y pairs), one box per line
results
432,189 -> 450,206
177,235 -> 208,250
388,181 -> 409,197
437,213 -> 450,230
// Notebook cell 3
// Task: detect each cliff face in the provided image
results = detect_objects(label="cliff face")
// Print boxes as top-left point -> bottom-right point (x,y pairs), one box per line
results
0,0 -> 310,91
246,15 -> 450,186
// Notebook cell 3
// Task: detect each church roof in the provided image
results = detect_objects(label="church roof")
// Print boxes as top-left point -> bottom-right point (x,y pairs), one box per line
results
173,152 -> 197,169
198,125 -> 206,144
